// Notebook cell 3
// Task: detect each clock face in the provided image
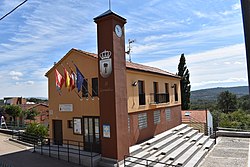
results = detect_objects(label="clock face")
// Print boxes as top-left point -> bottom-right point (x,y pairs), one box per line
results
115,25 -> 122,38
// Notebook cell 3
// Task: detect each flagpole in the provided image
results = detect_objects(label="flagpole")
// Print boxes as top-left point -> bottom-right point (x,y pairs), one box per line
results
71,60 -> 97,99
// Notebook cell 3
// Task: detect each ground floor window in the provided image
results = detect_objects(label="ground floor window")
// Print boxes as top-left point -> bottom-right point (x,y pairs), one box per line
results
154,110 -> 161,124
166,108 -> 171,121
138,113 -> 147,129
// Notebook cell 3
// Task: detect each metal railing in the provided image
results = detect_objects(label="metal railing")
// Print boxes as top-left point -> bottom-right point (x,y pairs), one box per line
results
150,93 -> 169,104
124,155 -> 178,167
12,132 -> 101,167
183,115 -> 217,144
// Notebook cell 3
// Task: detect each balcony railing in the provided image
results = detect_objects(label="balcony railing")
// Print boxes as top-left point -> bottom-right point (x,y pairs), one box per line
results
150,93 -> 169,104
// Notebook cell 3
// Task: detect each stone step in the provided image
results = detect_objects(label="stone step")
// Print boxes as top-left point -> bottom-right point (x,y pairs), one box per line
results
172,144 -> 202,166
183,148 -> 208,167
130,124 -> 188,156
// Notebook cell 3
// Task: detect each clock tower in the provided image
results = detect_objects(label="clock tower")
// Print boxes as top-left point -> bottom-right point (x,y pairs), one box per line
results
94,10 -> 129,163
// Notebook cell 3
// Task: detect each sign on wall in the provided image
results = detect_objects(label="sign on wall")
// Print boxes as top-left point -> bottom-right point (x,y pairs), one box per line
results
73,118 -> 82,135
59,104 -> 73,112
103,124 -> 111,138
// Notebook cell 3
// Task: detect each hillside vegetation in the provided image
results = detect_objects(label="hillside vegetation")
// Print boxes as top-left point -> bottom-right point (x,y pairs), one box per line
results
190,86 -> 250,130
191,86 -> 249,102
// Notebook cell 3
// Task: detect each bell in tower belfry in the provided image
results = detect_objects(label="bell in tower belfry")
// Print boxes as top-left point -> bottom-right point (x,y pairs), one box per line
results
94,9 -> 129,165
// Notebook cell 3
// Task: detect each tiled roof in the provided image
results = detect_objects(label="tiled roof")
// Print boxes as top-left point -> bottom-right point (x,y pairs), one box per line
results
73,48 -> 179,78
19,104 -> 48,110
181,110 -> 207,123
126,61 -> 179,78
73,48 -> 98,58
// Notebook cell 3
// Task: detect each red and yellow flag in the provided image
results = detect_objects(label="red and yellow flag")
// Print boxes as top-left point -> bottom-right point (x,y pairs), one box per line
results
64,68 -> 71,91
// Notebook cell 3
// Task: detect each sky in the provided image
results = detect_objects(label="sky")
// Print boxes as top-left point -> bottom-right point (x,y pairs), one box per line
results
0,0 -> 247,99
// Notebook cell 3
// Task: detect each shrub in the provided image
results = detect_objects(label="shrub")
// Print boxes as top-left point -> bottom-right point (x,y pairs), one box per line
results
26,123 -> 48,138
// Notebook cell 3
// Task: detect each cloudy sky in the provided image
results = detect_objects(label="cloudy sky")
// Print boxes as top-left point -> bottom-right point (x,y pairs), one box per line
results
0,0 -> 247,99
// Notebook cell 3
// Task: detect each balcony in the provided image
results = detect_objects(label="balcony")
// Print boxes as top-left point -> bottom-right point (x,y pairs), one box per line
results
150,93 -> 169,104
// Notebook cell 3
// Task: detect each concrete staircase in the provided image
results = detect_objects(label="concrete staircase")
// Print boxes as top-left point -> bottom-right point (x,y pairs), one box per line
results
123,124 -> 215,167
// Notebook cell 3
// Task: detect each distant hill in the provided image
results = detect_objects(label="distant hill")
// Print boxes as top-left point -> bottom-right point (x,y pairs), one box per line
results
191,86 -> 249,102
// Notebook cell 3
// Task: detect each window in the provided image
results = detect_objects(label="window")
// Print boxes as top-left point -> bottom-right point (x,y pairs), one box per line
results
68,120 -> 73,128
92,78 -> 98,96
165,83 -> 170,103
166,108 -> 171,121
138,113 -> 147,129
138,80 -> 145,105
82,79 -> 88,97
154,110 -> 161,124
174,84 -> 178,102
153,82 -> 159,103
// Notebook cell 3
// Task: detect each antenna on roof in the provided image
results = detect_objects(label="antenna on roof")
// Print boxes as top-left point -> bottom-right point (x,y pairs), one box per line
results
109,0 -> 111,10
126,39 -> 135,62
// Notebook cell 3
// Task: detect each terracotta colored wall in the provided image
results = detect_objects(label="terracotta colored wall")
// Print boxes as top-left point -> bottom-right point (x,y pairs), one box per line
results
128,105 -> 181,146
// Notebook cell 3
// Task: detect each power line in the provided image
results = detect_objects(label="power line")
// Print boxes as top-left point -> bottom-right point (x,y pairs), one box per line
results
0,0 -> 28,21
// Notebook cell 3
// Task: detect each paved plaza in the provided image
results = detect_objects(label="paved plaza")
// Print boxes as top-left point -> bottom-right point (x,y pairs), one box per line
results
199,137 -> 250,167
0,133 -> 81,167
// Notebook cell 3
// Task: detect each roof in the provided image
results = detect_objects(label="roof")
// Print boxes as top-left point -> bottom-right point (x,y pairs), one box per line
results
126,61 -> 180,78
19,103 -> 48,111
94,10 -> 126,22
45,48 -> 180,79
181,110 -> 208,123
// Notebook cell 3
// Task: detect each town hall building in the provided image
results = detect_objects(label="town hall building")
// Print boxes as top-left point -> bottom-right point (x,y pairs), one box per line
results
45,9 -> 182,164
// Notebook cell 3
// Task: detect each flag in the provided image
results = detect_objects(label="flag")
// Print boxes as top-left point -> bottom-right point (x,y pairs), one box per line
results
75,65 -> 84,92
64,68 -> 71,91
70,71 -> 76,90
55,69 -> 64,94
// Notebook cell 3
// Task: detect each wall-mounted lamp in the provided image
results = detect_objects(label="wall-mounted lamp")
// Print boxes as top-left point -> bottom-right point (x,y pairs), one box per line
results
132,81 -> 138,86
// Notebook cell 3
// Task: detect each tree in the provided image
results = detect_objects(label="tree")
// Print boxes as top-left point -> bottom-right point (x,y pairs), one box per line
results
237,95 -> 250,113
217,91 -> 237,113
24,108 -> 39,122
4,105 -> 22,123
177,53 -> 191,110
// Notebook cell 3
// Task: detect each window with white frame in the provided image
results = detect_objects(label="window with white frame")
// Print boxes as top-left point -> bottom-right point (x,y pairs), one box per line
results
154,110 -> 161,124
138,113 -> 147,129
165,108 -> 171,121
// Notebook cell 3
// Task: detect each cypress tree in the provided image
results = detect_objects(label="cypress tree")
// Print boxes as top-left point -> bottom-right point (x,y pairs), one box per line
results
177,53 -> 191,110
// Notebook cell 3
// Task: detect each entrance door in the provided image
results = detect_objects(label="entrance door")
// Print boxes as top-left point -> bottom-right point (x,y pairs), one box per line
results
53,120 -> 63,145
83,117 -> 100,153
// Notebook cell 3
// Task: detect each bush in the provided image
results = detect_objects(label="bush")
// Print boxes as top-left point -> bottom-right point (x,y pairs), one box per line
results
26,123 -> 48,138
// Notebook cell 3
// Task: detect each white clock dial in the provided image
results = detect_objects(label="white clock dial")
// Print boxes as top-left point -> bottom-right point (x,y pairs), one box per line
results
115,24 -> 122,37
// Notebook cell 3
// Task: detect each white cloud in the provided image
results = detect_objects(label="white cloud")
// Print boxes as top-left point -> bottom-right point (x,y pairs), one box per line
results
232,3 -> 241,10
10,71 -> 23,76
144,43 -> 247,90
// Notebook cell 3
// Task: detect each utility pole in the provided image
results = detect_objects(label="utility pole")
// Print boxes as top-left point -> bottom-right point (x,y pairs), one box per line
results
126,39 -> 135,62
241,0 -> 250,95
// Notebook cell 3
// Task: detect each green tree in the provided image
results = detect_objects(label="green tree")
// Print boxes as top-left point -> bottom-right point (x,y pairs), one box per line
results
217,91 -> 237,113
177,53 -> 191,110
237,95 -> 250,113
4,105 -> 22,123
25,108 -> 39,122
